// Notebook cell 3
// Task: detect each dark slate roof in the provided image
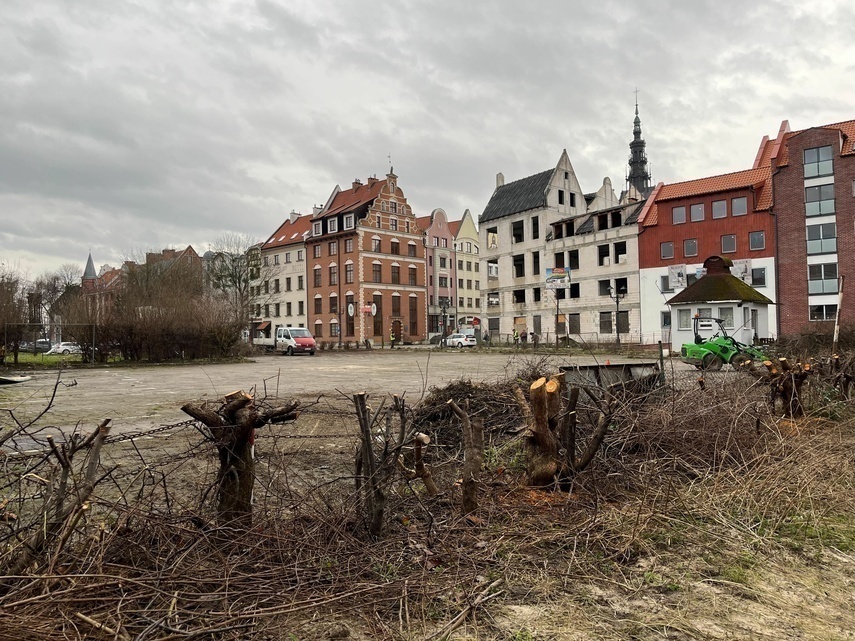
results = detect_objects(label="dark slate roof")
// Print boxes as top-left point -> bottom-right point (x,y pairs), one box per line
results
83,253 -> 97,280
575,215 -> 594,234
623,201 -> 645,224
667,274 -> 773,305
480,169 -> 553,223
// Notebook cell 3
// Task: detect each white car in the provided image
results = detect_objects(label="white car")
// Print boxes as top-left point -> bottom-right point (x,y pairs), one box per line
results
45,342 -> 82,355
447,333 -> 477,348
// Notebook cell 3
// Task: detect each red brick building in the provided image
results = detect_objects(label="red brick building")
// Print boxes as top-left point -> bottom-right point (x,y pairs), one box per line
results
306,171 -> 427,345
637,138 -> 777,341
768,119 -> 855,335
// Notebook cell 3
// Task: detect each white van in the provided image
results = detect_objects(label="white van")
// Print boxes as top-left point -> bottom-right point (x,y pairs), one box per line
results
275,326 -> 316,356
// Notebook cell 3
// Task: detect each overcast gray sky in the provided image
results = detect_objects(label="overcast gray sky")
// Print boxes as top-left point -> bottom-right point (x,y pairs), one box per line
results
2,0 -> 854,277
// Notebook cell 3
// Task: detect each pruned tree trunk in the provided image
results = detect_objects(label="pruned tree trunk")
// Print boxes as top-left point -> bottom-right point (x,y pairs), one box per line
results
182,391 -> 298,527
448,400 -> 484,514
398,432 -> 439,497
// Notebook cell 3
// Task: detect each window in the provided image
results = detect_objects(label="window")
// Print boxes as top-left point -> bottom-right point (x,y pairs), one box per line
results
297,250 -> 303,261
661,311 -> 671,329
567,313 -> 580,333
466,261 -> 472,271
512,289 -> 525,304
721,234 -> 736,253
373,295 -> 383,335
468,296 -> 475,307
807,223 -> 837,254
569,283 -> 580,298
751,267 -> 766,287
345,238 -> 354,253
459,297 -> 465,308
678,309 -> 692,330
285,252 -> 291,263
372,263 -> 382,283
690,203 -> 704,222
598,245 -> 610,266
731,197 -> 747,216
466,279 -> 472,289
554,252 -> 565,269
804,145 -> 833,178
329,265 -> 338,286
718,307 -> 734,329
475,281 -> 480,290
568,250 -> 579,270
264,303 -> 270,317
512,221 -> 524,243
408,243 -> 417,257
390,201 -> 397,213
313,245 -> 322,258
712,200 -> 726,219
329,295 -> 338,315
285,277 -> 292,291
810,304 -> 837,321
532,288 -> 541,303
274,279 -> 280,293
805,184 -> 835,216
660,275 -> 673,293
749,231 -> 765,251
466,241 -> 472,253
372,238 -> 382,252
409,267 -> 417,285
328,218 -> 338,233
672,206 -> 686,225
598,280 -> 611,296
298,275 -> 304,290
617,311 -> 629,334
532,251 -> 540,275
409,297 -> 418,335
345,263 -> 354,284
458,278 -> 464,289
438,276 -> 449,288
392,296 -> 401,316
274,254 -> 279,265
612,212 -> 622,228
683,238 -> 698,257
512,254 -> 525,278
599,311 -> 613,334
558,189 -> 565,205
344,214 -> 355,229
614,277 -> 628,295
315,321 -> 322,338
660,242 -> 674,260
286,302 -> 292,316
391,265 -> 400,284
330,321 -> 339,337
390,217 -> 398,231
314,297 -> 322,314
391,240 -> 399,255
313,222 -> 322,236
346,295 -> 355,336
808,263 -> 838,294
439,256 -> 447,269
313,266 -> 322,287
298,300 -> 304,315
614,242 -> 627,264
458,259 -> 464,270
532,216 -> 539,240
328,241 -> 337,256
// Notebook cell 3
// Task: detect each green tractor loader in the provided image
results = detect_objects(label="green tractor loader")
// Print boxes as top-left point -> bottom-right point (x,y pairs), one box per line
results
680,316 -> 766,371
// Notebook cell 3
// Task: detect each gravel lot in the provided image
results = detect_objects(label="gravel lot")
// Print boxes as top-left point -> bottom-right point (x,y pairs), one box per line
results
0,349 -> 675,436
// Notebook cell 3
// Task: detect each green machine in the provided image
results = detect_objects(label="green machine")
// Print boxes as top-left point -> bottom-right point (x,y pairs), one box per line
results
680,316 -> 766,370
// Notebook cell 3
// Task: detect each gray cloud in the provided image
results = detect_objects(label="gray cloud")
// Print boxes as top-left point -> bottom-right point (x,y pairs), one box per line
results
2,0 -> 853,277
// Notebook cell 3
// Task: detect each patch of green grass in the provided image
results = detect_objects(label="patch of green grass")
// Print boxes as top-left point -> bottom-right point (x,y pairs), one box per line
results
774,514 -> 855,552
510,629 -> 535,641
642,570 -> 682,592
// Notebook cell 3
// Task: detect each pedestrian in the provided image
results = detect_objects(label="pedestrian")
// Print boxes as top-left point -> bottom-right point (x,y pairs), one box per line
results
512,328 -> 520,345
483,331 -> 490,346
390,329 -> 396,349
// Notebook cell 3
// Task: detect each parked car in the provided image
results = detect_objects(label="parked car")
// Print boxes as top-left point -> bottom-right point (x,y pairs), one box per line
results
45,342 -> 82,355
447,333 -> 477,348
18,339 -> 52,353
275,326 -> 316,356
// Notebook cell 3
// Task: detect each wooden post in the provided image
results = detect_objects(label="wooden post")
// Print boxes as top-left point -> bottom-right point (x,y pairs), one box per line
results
449,401 -> 483,514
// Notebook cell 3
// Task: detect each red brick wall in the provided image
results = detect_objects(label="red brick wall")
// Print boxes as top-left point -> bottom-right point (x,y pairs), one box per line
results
638,187 -> 775,268
772,128 -> 854,336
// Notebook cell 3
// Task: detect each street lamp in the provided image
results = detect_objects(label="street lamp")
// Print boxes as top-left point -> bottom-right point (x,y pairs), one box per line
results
607,285 -> 627,345
439,296 -> 448,347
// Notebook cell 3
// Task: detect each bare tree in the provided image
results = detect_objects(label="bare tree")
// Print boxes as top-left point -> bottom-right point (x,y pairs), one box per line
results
207,233 -> 262,324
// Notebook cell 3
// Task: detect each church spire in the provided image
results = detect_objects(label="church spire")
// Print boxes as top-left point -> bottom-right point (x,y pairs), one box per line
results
627,91 -> 652,196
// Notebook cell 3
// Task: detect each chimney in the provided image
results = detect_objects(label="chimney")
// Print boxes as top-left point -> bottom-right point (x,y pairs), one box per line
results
289,209 -> 300,224
352,178 -> 362,190
312,204 -> 323,216
367,176 -> 378,186
496,172 -> 504,188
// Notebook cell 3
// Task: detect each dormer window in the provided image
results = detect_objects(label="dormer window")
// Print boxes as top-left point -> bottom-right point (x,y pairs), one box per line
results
313,221 -> 322,236
328,218 -> 338,233
344,214 -> 354,229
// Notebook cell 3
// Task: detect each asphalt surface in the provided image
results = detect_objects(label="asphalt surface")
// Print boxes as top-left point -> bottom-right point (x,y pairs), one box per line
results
0,348 -> 681,435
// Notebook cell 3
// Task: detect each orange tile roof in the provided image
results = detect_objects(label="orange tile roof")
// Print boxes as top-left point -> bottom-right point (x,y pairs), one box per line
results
448,219 -> 461,236
322,179 -> 385,217
655,166 -> 771,202
263,214 -> 313,249
775,119 -> 855,166
415,215 -> 432,229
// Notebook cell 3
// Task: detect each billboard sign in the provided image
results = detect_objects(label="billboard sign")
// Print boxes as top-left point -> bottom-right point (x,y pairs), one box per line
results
545,267 -> 571,290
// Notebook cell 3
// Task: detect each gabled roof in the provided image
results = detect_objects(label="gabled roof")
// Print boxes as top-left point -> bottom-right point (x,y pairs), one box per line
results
774,119 -> 855,166
320,179 -> 385,218
447,219 -> 461,236
263,214 -> 313,250
552,200 -> 645,234
639,166 -> 771,227
480,169 -> 553,223
667,256 -> 772,305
